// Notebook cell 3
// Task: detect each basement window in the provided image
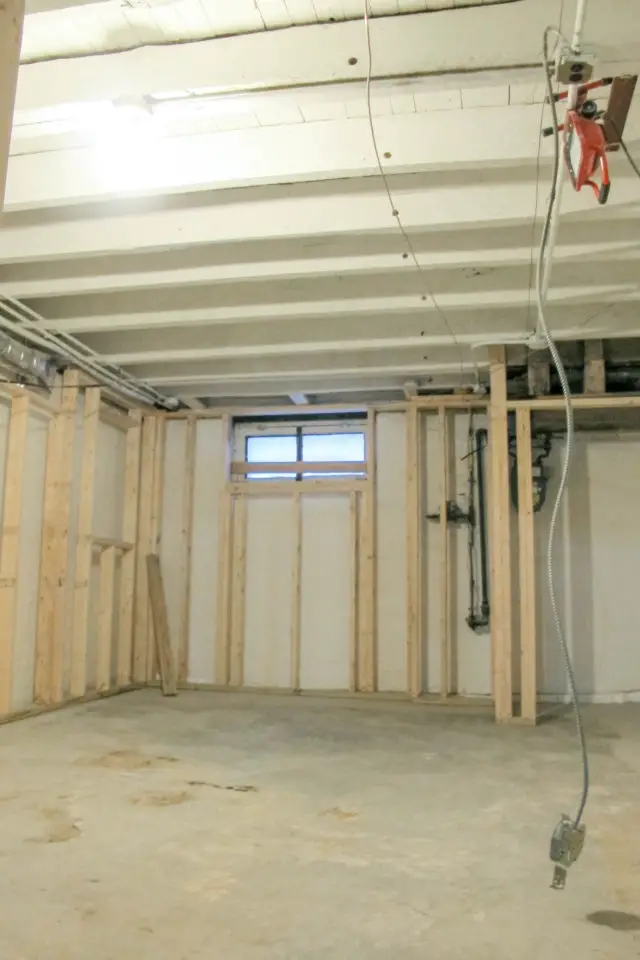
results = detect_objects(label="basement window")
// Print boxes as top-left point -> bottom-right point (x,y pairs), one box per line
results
241,422 -> 366,481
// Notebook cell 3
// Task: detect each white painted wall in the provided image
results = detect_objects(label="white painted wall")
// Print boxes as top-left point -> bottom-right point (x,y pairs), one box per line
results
536,431 -> 640,701
159,413 -> 640,701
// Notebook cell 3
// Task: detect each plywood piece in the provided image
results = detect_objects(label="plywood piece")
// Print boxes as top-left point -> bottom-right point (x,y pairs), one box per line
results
299,495 -> 350,690
190,418 -> 224,683
405,403 -> 421,697
133,417 -> 156,683
35,370 -> 80,705
96,545 -> 116,692
375,413 -> 407,692
489,346 -> 513,721
243,497 -> 294,689
229,496 -> 247,687
70,387 -> 100,699
116,411 -> 141,687
349,491 -> 359,693
0,395 -> 29,715
179,417 -> 196,681
516,408 -> 537,723
146,554 -> 177,696
290,493 -> 302,692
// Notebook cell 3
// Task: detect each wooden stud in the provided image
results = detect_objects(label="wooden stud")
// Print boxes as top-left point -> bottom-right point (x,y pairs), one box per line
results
178,416 -> 197,682
147,418 -> 166,681
0,0 -> 24,208
507,395 -> 640,411
438,406 -> 454,697
358,410 -> 377,692
215,491 -> 234,685
132,416 -> 156,683
96,545 -> 116,692
488,347 -> 513,722
584,340 -> 606,394
215,416 -> 233,685
228,479 -> 367,496
70,386 -> 101,700
405,403 -> 421,697
116,410 -> 142,688
0,395 -> 29,714
145,554 -> 177,696
229,496 -> 247,687
349,491 -> 359,693
290,492 -> 302,692
35,370 -> 80,705
516,408 -> 537,724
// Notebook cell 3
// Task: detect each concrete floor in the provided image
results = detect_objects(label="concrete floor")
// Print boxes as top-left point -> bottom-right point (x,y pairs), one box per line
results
0,691 -> 638,959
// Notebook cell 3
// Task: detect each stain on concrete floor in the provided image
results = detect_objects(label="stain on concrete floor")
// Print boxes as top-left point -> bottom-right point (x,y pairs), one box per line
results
0,690 -> 638,959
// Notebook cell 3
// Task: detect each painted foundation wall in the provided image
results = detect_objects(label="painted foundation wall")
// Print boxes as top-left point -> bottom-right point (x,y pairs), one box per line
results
0,395 -> 129,712
159,413 -> 640,701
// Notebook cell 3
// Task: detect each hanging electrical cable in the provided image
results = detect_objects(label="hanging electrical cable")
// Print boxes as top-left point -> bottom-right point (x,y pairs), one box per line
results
538,23 -> 589,891
362,0 -> 475,387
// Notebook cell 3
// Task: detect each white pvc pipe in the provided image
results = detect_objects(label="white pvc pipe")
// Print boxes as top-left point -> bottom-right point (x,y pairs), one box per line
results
572,0 -> 588,54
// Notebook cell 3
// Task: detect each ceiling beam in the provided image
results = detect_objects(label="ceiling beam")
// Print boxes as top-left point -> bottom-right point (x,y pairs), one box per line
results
33,283 -> 640,336
8,97 -> 640,210
3,166 -> 640,264
16,1 -> 640,112
7,106 -> 546,209
3,235 -> 640,300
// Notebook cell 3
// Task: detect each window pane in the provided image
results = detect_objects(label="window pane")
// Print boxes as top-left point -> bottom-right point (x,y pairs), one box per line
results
246,435 -> 297,463
246,434 -> 297,480
302,433 -> 365,463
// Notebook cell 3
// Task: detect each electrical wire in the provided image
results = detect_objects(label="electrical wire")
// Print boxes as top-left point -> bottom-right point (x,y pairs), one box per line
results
538,25 -> 589,829
362,0 -> 473,386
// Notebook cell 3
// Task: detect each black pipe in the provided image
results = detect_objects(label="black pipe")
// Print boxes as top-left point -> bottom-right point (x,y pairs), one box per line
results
475,428 -> 490,622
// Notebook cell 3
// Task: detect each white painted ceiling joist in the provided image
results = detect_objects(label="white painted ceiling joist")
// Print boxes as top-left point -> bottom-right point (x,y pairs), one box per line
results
3,168 -> 640,264
7,106 -> 554,209
16,0 -> 640,112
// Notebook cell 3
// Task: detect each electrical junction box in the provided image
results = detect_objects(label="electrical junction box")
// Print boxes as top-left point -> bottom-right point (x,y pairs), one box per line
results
555,51 -> 596,86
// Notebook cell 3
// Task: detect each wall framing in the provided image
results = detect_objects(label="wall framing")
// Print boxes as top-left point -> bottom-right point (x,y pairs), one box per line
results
0,362 -> 637,726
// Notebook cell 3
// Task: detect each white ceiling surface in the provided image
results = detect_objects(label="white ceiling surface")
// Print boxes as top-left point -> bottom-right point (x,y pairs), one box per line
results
4,0 -> 640,404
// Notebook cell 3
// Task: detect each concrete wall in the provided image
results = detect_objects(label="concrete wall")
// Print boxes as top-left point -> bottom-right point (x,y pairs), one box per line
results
160,412 -> 640,701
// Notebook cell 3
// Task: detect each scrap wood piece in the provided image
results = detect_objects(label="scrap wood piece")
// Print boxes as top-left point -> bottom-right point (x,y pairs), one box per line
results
146,554 -> 177,696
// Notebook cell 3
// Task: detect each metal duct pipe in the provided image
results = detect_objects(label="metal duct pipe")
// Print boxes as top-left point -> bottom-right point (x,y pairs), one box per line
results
0,294 -> 175,409
0,331 -> 57,386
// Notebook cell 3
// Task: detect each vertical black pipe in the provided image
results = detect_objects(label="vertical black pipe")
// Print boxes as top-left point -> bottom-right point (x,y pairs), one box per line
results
475,428 -> 490,620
